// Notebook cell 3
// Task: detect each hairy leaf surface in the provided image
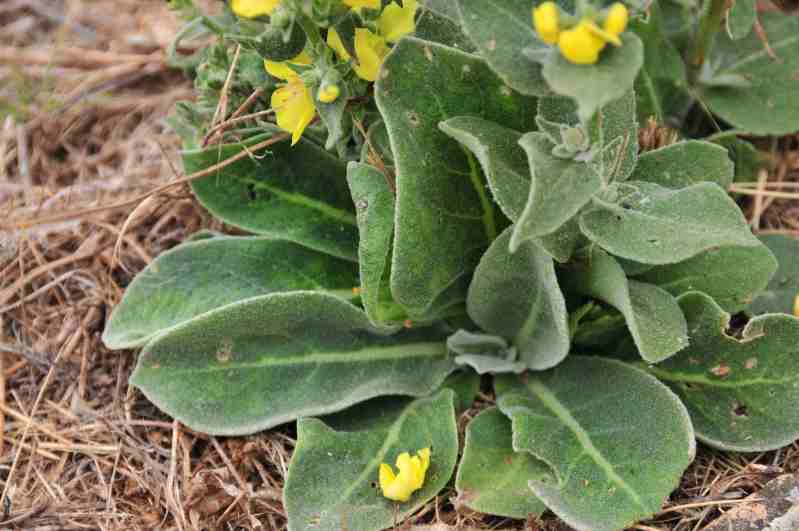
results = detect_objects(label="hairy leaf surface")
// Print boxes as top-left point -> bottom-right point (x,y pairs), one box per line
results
496,357 -> 695,531
132,293 -> 454,435
748,235 -> 799,316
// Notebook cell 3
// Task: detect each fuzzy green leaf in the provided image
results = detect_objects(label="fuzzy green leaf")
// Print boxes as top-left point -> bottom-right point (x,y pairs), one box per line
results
748,235 -> 799,315
375,38 -> 537,315
635,243 -> 777,314
726,0 -> 757,40
415,7 -> 475,51
467,228 -> 570,370
131,293 -> 455,435
496,357 -> 696,531
187,131 -> 358,261
441,369 -> 481,413
630,141 -> 734,189
347,162 -> 399,325
102,236 -> 357,349
285,390 -> 458,531
455,407 -> 549,519
648,292 -> 799,451
630,6 -> 688,123
702,13 -> 799,135
510,133 -> 601,252
561,248 -> 688,363
580,181 -> 760,264
455,0 -> 550,96
542,33 -> 644,122
438,116 -> 528,221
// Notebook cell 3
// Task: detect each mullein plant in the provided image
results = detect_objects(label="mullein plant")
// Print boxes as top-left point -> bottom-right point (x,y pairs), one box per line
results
110,0 -> 799,529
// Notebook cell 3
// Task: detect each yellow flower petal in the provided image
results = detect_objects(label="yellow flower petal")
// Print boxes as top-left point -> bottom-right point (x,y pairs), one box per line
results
318,83 -> 341,103
271,78 -> 316,145
794,294 -> 799,318
343,0 -> 381,8
327,28 -> 352,61
379,448 -> 430,503
378,0 -> 418,43
264,50 -> 312,80
230,0 -> 281,18
558,20 -> 606,65
353,28 -> 390,81
604,3 -> 629,36
532,1 -> 560,45
585,19 -> 622,47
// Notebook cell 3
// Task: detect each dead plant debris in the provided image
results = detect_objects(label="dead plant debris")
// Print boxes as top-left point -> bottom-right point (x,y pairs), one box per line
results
2,1 -> 799,530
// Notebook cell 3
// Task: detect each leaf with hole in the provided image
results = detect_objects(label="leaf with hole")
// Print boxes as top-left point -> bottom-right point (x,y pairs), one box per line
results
284,390 -> 458,531
560,247 -> 688,363
455,407 -> 549,519
496,357 -> 696,531
647,292 -> 799,451
375,38 -> 537,315
748,235 -> 799,316
102,236 -> 358,349
187,130 -> 358,261
131,293 -> 455,435
467,228 -> 570,370
580,181 -> 760,264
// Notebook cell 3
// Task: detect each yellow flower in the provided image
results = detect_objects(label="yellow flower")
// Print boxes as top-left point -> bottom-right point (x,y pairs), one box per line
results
343,0 -> 381,8
230,0 -> 281,18
318,83 -> 341,103
532,2 -> 560,45
558,20 -> 606,65
265,52 -> 316,145
604,3 -> 629,36
794,294 -> 799,318
379,448 -> 430,502
327,1 -> 416,82
378,0 -> 418,43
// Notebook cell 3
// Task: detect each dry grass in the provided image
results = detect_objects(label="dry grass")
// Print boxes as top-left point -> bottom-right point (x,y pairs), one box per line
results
2,2 -> 799,530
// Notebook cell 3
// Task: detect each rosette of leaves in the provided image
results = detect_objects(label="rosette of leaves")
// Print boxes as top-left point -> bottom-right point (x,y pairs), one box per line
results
104,6 -> 799,531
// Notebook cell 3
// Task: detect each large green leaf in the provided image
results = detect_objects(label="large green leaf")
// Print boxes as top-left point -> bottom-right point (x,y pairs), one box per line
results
131,293 -> 455,435
748,235 -> 799,316
187,131 -> 358,261
629,141 -> 734,189
347,162 -> 400,325
635,243 -> 777,314
496,357 -> 696,531
580,181 -> 760,264
375,38 -> 537,315
414,6 -> 475,52
701,13 -> 799,135
630,5 -> 688,123
542,34 -> 644,122
438,117 -> 583,262
102,236 -> 357,349
438,116 -> 528,222
467,228 -> 570,370
285,390 -> 458,531
726,0 -> 756,39
510,133 -> 601,252
454,0 -> 550,96
648,292 -> 799,451
455,407 -> 549,519
560,248 -> 688,363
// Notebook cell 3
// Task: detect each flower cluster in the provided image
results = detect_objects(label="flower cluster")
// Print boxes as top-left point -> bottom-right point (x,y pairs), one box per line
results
379,448 -> 431,502
532,1 -> 629,65
229,0 -> 417,144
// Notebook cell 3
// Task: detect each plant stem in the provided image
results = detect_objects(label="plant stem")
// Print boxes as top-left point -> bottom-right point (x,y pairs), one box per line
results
689,0 -> 727,77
